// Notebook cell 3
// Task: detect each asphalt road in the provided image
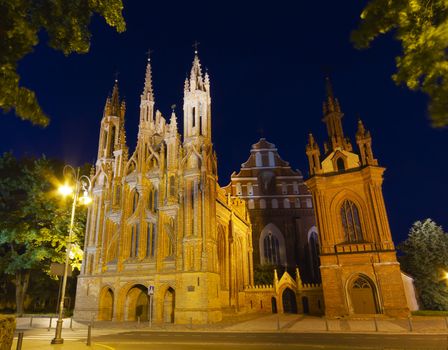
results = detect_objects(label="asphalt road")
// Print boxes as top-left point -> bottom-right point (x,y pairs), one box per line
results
91,331 -> 448,350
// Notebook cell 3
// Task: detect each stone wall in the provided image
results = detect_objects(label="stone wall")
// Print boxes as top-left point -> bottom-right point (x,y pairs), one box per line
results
0,315 -> 15,350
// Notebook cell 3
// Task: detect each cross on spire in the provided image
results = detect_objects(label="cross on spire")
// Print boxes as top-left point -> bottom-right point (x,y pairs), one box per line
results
146,48 -> 154,62
192,40 -> 200,54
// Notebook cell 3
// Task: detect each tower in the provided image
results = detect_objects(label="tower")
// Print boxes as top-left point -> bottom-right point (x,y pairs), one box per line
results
304,78 -> 409,317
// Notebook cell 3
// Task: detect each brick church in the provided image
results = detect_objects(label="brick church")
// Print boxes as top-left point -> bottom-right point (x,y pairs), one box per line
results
74,51 -> 413,323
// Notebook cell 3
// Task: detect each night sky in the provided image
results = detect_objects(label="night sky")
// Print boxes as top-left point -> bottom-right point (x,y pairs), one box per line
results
1,1 -> 447,244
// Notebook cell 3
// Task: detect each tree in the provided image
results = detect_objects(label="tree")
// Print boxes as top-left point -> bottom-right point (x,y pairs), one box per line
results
399,219 -> 448,310
0,0 -> 125,126
352,0 -> 448,127
0,153 -> 87,315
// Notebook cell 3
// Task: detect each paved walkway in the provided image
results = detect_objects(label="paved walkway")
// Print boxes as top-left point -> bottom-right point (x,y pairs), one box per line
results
11,313 -> 448,350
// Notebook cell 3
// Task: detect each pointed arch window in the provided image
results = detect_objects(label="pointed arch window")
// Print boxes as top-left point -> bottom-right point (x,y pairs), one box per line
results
264,232 -> 280,265
148,190 -> 153,211
130,223 -> 140,258
341,200 -> 363,242
132,190 -> 139,213
154,189 -> 159,210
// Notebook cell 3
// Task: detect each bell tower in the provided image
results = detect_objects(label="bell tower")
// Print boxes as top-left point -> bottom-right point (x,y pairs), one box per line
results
305,78 -> 409,318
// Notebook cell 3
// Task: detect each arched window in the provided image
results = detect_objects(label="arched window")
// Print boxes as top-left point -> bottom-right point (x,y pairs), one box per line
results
247,182 -> 253,196
309,231 -> 320,282
154,189 -> 158,210
170,176 -> 175,196
272,199 -> 278,209
259,199 -> 266,209
236,183 -> 242,196
341,200 -> 363,242
281,182 -> 287,194
130,223 -> 140,258
259,223 -> 286,266
306,198 -> 312,208
114,185 -> 121,205
148,190 -> 153,211
248,199 -> 255,209
294,198 -> 301,208
336,158 -> 345,171
264,232 -> 280,265
293,182 -> 299,194
283,198 -> 290,208
109,126 -> 116,156
255,152 -> 262,167
132,190 -> 139,213
268,152 -> 275,167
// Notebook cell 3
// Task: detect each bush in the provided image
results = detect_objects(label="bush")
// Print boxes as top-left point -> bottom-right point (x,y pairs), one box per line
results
0,315 -> 15,350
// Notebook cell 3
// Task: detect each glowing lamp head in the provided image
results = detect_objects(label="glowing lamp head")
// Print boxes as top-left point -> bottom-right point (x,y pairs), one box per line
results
59,184 -> 74,197
79,190 -> 92,205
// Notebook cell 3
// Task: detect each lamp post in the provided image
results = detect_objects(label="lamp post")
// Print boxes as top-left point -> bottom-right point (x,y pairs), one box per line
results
51,165 -> 91,344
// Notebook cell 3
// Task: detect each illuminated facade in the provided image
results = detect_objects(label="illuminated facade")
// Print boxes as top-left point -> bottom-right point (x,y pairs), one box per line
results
305,78 -> 410,317
74,53 -> 254,324
225,139 -> 320,283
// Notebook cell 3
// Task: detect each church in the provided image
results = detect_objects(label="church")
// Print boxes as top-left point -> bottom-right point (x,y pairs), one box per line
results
74,51 -> 414,323
74,52 -> 254,324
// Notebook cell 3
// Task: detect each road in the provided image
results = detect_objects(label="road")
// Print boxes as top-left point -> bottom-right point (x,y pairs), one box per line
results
19,329 -> 448,350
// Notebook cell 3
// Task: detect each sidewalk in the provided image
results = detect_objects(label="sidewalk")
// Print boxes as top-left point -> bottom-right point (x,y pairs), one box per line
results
11,313 -> 448,350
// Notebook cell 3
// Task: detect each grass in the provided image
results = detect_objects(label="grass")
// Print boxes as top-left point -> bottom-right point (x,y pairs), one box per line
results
412,310 -> 448,316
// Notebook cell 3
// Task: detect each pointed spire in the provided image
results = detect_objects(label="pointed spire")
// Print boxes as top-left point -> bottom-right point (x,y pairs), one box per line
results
169,104 -> 177,133
142,54 -> 154,101
110,80 -> 120,116
189,46 -> 205,91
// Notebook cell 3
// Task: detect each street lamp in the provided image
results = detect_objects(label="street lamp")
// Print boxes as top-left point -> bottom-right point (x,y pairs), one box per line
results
51,165 -> 92,344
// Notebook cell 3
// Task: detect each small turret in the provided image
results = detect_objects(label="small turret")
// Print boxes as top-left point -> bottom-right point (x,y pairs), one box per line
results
306,133 -> 322,176
356,119 -> 378,166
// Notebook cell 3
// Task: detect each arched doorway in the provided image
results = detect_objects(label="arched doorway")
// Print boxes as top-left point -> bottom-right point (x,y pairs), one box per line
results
350,275 -> 379,314
302,297 -> 309,314
125,285 -> 149,321
271,297 -> 277,313
163,287 -> 175,323
282,288 -> 297,314
99,288 -> 114,320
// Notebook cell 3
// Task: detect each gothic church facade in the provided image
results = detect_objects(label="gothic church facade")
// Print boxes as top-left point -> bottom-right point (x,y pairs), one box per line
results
74,53 -> 254,324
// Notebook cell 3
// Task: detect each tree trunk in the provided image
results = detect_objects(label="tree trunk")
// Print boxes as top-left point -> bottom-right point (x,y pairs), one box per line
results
15,270 -> 30,316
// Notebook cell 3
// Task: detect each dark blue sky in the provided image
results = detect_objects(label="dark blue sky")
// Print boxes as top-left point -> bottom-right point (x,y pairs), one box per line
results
1,1 -> 447,243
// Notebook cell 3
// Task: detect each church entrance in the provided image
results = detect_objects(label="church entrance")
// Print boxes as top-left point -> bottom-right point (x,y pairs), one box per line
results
271,297 -> 277,313
350,276 -> 379,314
99,288 -> 114,320
282,288 -> 297,314
302,296 -> 309,314
163,287 -> 175,323
125,285 -> 149,321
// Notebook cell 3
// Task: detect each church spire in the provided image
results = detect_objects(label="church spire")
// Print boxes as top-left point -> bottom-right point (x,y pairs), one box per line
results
322,76 -> 352,153
142,52 -> 154,101
110,79 -> 120,116
189,45 -> 205,92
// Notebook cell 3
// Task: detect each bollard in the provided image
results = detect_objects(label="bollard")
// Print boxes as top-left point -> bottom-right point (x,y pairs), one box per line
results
325,318 -> 329,331
87,324 -> 92,346
70,317 -> 73,330
373,317 -> 378,332
91,315 -> 95,329
16,332 -> 24,350
29,316 -> 33,328
48,316 -> 52,331
408,316 -> 413,332
277,314 -> 280,330
137,316 -> 140,327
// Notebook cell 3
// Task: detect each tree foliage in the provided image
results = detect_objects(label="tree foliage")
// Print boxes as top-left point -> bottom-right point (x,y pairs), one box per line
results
352,0 -> 448,127
399,219 -> 448,310
0,153 -> 87,314
0,0 -> 125,126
